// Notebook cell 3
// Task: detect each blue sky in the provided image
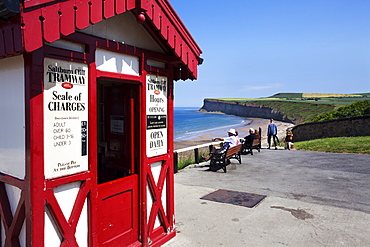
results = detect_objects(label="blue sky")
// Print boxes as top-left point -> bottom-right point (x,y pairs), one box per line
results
170,0 -> 370,107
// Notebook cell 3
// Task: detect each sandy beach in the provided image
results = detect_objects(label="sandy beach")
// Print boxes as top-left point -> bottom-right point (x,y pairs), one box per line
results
174,118 -> 295,150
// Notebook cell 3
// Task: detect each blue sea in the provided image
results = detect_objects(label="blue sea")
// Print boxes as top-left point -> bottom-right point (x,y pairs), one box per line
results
174,107 -> 251,141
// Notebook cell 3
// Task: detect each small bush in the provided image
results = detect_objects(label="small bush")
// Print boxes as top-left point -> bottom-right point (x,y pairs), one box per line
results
177,149 -> 209,170
178,157 -> 195,170
312,100 -> 370,122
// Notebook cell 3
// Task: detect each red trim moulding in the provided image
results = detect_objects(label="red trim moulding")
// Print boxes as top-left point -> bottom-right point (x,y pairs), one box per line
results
75,0 -> 90,30
89,0 -> 103,24
87,52 -> 99,247
0,17 -> 23,57
139,67 -> 149,246
42,4 -> 60,43
25,48 -> 46,247
45,172 -> 91,189
24,50 -> 32,246
44,46 -> 87,63
68,32 -> 173,64
115,0 -> 126,15
0,30 -> 5,56
103,0 -> 115,19
59,0 -> 76,36
24,0 -> 59,8
0,174 -> 25,189
96,70 -> 142,82
150,0 -> 202,57
19,0 -> 201,79
0,184 -> 26,246
166,75 -> 175,228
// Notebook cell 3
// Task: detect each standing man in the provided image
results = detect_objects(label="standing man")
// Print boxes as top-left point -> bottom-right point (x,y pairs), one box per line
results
267,119 -> 278,149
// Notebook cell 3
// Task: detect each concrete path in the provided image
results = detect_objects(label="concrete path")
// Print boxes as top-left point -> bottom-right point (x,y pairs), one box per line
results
164,148 -> 370,246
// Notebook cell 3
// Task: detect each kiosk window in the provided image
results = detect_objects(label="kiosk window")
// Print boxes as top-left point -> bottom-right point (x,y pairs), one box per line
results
97,81 -> 139,184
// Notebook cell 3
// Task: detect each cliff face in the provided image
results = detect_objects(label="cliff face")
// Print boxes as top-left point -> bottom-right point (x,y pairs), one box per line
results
200,100 -> 295,123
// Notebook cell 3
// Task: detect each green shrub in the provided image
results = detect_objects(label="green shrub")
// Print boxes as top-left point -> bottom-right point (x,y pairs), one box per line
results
311,100 -> 370,122
176,149 -> 209,170
178,157 -> 195,170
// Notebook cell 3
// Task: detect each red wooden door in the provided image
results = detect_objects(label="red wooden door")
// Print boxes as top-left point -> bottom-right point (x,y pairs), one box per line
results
97,175 -> 138,246
96,81 -> 140,246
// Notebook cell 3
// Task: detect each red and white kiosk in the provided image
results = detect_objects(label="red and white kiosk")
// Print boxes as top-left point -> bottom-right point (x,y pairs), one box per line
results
0,0 -> 201,246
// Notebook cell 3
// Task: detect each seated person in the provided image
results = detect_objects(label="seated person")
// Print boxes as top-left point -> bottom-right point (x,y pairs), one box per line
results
254,129 -> 261,140
202,128 -> 238,161
285,128 -> 293,150
242,128 -> 256,154
235,130 -> 242,145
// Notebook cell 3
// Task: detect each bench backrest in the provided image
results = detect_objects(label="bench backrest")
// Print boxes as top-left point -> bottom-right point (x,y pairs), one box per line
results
252,127 -> 262,146
226,144 -> 242,158
252,139 -> 260,146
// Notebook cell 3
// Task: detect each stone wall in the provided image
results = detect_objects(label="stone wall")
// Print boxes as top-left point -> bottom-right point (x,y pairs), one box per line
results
292,115 -> 370,142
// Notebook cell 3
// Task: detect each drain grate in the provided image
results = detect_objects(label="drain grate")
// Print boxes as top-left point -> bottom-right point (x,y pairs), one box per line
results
201,189 -> 266,208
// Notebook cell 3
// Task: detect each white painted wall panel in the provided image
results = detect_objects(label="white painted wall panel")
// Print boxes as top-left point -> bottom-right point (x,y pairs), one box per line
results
45,182 -> 88,246
20,222 -> 26,247
53,182 -> 81,218
4,184 -> 21,215
147,59 -> 166,69
81,12 -> 164,54
45,208 -> 62,246
0,185 -> 26,246
96,49 -> 139,75
47,40 -> 85,53
148,161 -> 164,228
0,56 -> 25,179
75,199 -> 88,247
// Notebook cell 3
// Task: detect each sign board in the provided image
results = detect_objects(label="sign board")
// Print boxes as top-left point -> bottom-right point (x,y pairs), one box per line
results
146,75 -> 168,157
44,58 -> 88,179
110,115 -> 124,135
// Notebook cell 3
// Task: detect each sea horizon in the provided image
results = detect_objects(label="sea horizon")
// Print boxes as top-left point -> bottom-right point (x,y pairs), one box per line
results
174,107 -> 251,142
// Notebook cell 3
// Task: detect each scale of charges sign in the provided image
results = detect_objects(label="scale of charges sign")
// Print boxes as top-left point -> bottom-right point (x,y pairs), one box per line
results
146,75 -> 168,157
44,58 -> 88,179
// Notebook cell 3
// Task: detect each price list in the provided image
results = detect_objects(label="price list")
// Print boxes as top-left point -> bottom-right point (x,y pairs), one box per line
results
44,58 -> 89,179
52,121 -> 74,147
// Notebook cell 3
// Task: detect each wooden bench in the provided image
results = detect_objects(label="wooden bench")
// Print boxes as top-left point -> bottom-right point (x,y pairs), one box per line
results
209,144 -> 242,173
242,127 -> 262,155
249,138 -> 261,154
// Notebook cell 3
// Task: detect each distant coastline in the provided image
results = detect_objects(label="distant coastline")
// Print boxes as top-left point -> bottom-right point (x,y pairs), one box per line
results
175,108 -> 250,140
200,99 -> 299,124
199,93 -> 370,124
175,93 -> 370,149
174,116 -> 294,150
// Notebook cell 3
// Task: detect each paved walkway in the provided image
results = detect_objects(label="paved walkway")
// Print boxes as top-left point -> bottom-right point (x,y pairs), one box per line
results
164,148 -> 370,246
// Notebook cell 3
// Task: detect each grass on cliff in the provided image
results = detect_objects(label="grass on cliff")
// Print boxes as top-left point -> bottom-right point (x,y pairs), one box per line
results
208,93 -> 370,124
248,100 -> 335,123
206,98 -> 336,123
294,136 -> 370,155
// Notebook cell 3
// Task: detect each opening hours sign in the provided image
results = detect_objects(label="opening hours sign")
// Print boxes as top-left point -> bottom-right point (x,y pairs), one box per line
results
146,74 -> 168,157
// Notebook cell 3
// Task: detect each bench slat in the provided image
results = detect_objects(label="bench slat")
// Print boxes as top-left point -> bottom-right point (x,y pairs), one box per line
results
210,144 -> 242,173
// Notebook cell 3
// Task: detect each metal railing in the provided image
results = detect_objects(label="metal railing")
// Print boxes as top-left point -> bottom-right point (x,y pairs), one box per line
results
173,141 -> 222,173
